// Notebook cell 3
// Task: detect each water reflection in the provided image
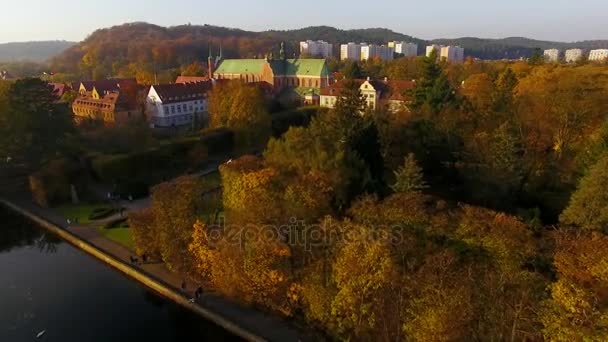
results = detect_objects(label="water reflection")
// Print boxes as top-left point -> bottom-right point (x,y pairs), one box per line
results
0,206 -> 239,342
0,209 -> 60,254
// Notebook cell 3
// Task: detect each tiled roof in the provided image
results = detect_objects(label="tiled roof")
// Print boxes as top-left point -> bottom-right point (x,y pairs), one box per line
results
175,76 -> 209,84
80,79 -> 137,92
320,78 -> 414,101
49,83 -> 67,98
384,80 -> 415,101
151,81 -> 212,104
320,79 -> 364,96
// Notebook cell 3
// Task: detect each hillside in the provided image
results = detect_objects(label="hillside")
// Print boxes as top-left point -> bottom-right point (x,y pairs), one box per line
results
0,41 -> 76,62
47,22 -> 608,80
49,23 -> 423,79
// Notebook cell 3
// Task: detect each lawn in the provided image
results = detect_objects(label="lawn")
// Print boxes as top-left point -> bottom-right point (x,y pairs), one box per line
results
97,226 -> 135,251
54,203 -> 108,224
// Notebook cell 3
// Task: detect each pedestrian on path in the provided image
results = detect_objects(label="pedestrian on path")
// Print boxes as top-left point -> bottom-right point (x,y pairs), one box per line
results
66,218 -> 71,226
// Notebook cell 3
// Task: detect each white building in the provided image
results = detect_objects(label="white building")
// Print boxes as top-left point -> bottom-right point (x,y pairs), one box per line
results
300,40 -> 333,58
565,49 -> 583,63
145,82 -> 211,128
389,41 -> 418,57
320,77 -> 415,112
440,46 -> 465,63
360,44 -> 394,61
544,49 -> 560,62
589,49 -> 608,62
340,42 -> 362,61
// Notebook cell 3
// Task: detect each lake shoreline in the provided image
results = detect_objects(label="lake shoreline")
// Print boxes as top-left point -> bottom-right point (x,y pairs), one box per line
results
0,197 -> 311,342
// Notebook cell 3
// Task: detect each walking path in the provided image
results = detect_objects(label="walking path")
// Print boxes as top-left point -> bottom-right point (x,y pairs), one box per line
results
2,195 -> 316,342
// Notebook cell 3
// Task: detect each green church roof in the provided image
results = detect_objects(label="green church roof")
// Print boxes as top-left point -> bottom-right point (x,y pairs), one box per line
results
215,58 -> 328,77
215,59 -> 266,75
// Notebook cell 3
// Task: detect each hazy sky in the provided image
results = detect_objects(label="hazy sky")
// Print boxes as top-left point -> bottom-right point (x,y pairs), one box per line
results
1,0 -> 606,43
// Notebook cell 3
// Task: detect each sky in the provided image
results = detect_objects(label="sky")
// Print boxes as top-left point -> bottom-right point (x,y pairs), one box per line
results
1,0 -> 607,43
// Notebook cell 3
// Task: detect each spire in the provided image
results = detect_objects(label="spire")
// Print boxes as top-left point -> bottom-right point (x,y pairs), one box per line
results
279,42 -> 285,60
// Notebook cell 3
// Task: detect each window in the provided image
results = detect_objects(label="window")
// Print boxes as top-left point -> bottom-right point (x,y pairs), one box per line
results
189,106 -> 193,111
177,105 -> 182,113
171,105 -> 175,114
164,106 -> 169,113
182,104 -> 187,111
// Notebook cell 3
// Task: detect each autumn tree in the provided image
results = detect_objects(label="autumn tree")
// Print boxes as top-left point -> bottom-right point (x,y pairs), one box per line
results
331,223 -> 399,339
540,230 -> 608,341
208,81 -> 271,148
180,61 -> 206,76
560,153 -> 608,232
149,175 -> 207,272
128,208 -> 160,259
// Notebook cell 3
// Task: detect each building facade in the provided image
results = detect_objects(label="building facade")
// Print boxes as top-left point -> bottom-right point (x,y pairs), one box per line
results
544,49 -> 560,62
565,49 -> 584,63
320,78 -> 414,112
440,46 -> 465,62
145,82 -> 211,128
214,57 -> 331,92
300,40 -> 333,58
589,49 -> 608,62
360,44 -> 394,61
389,41 -> 418,57
72,79 -> 140,125
340,43 -> 362,61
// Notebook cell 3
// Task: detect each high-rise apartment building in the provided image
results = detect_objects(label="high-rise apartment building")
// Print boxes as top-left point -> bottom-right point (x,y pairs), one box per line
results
360,44 -> 394,61
300,40 -> 333,58
340,43 -> 362,61
389,41 -> 418,57
440,46 -> 465,63
544,49 -> 560,62
589,49 -> 608,62
564,49 -> 583,63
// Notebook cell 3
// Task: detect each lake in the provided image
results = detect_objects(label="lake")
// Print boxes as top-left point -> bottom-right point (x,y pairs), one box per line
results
0,206 -> 239,342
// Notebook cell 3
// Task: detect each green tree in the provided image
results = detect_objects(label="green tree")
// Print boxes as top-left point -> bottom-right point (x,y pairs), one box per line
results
0,79 -> 72,167
341,60 -> 363,79
411,49 -> 456,113
528,48 -> 544,65
391,153 -> 427,193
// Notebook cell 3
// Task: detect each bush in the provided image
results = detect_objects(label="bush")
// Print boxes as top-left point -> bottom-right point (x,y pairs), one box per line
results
271,106 -> 323,137
91,128 -> 234,188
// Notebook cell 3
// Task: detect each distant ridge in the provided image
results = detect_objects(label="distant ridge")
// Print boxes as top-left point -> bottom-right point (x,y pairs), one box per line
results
0,41 -> 76,62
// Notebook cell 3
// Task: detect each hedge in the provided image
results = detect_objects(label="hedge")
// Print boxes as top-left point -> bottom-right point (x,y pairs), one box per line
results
91,128 -> 234,197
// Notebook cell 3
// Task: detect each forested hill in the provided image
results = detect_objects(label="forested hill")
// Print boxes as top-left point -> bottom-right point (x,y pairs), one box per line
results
49,22 -> 421,78
47,22 -> 608,80
0,41 -> 76,62
431,37 -> 608,59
